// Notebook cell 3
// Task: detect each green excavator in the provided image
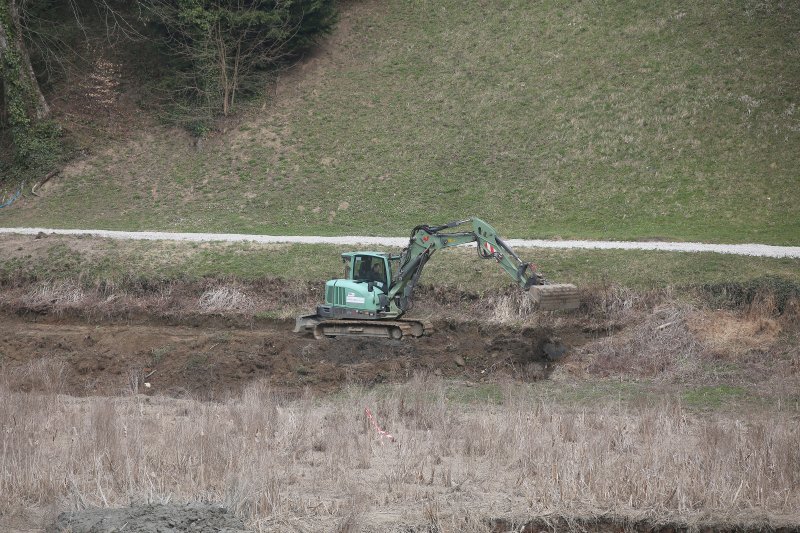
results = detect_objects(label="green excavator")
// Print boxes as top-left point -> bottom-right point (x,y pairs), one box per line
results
294,217 -> 580,339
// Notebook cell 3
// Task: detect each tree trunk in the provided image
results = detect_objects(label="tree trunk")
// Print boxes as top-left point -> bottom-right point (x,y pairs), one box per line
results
10,0 -> 49,119
216,22 -> 231,116
0,0 -> 50,126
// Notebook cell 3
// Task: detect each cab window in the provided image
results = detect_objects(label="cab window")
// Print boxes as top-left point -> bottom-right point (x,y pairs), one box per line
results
354,256 -> 387,288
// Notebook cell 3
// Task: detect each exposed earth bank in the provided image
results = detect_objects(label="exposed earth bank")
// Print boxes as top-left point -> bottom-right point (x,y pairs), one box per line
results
45,504 -> 800,533
48,504 -> 248,533
1,311 -> 583,398
2,275 -> 797,398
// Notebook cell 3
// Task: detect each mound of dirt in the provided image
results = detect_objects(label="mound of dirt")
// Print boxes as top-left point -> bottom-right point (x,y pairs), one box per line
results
48,503 -> 248,533
485,516 -> 800,533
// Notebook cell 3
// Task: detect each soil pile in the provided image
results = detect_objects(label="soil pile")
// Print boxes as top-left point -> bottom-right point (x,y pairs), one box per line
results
47,503 -> 248,533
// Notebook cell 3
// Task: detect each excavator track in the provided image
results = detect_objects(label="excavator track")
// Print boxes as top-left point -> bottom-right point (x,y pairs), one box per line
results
294,315 -> 433,340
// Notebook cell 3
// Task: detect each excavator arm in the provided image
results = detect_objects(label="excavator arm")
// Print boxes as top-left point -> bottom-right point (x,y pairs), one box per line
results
387,217 -> 578,314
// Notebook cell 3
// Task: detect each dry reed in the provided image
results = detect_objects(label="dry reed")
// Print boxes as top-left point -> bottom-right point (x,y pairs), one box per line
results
0,374 -> 797,530
198,285 -> 255,313
20,281 -> 86,311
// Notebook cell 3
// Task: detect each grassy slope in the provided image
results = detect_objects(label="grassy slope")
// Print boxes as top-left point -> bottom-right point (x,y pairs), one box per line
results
1,0 -> 798,244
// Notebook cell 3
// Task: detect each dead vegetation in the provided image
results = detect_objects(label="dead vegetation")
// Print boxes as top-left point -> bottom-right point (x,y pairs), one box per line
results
1,278 -> 797,389
0,375 -> 797,531
2,277 -> 319,321
6,358 -> 69,395
583,304 -> 702,379
554,284 -> 799,385
689,309 -> 782,359
20,281 -> 87,312
198,285 -> 256,313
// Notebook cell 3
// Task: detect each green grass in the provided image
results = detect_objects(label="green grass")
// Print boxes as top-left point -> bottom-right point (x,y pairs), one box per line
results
1,0 -> 798,244
536,380 -> 652,406
150,345 -> 173,367
682,385 -> 749,409
1,236 -> 798,292
446,383 -> 505,405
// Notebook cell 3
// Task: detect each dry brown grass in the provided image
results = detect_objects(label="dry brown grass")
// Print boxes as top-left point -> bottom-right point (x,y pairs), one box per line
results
20,281 -> 88,312
1,276 -> 324,322
5,358 -> 69,395
486,291 -> 537,323
565,284 -> 800,384
0,374 -> 797,531
688,310 -> 782,359
583,304 -> 702,379
482,284 -> 654,328
198,285 -> 256,313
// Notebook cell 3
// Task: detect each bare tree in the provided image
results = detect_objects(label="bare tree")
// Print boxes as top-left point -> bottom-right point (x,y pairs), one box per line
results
144,0 -> 319,117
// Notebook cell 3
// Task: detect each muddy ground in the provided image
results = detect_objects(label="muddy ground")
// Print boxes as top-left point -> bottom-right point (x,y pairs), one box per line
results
1,274 -> 797,399
48,504 -> 248,533
0,309 -> 589,398
46,505 -> 799,533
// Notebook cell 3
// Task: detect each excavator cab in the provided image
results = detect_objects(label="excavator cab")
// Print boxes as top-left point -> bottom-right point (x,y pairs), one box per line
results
306,252 -> 396,325
346,253 -> 392,291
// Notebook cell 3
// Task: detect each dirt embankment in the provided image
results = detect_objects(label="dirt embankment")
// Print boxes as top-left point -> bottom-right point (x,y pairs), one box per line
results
48,504 -> 248,533
0,275 -> 602,397
46,506 -> 798,533
1,312 -> 581,398
1,277 -> 797,398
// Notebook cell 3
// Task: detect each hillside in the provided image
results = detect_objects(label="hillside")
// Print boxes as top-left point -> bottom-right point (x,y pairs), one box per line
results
2,0 -> 798,243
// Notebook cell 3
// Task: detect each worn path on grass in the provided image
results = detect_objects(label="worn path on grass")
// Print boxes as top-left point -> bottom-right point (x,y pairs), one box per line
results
1,228 -> 799,258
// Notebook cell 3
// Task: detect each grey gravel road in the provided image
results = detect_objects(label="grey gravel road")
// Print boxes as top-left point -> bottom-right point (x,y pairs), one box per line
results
1,227 -> 798,258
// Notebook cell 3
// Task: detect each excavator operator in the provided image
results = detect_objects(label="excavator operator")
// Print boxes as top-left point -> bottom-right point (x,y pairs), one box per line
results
357,258 -> 384,287
369,262 -> 386,288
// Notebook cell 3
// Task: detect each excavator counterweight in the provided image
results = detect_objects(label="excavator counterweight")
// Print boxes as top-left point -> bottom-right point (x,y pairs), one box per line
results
295,218 -> 579,339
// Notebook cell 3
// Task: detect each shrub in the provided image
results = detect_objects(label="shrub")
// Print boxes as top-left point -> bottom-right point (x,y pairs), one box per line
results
698,276 -> 800,314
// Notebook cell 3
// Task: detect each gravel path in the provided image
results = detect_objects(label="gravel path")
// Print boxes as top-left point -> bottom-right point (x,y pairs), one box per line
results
1,227 -> 798,258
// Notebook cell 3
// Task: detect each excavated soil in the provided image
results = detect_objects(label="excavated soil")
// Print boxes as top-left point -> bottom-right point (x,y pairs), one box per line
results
48,503 -> 248,533
44,505 -> 799,533
0,310 -> 588,398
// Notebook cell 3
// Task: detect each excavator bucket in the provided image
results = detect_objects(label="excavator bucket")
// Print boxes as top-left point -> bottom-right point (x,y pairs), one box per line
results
530,283 -> 580,311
